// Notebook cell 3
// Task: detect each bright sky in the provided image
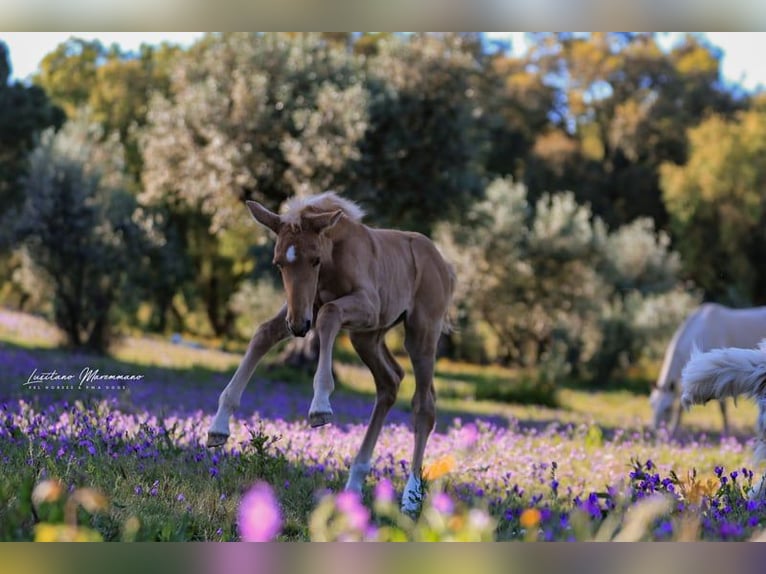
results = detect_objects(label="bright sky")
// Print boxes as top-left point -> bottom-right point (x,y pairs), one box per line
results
3,32 -> 766,92
2,32 -> 204,80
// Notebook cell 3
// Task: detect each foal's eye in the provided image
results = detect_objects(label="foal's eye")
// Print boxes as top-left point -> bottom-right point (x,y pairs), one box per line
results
311,258 -> 320,267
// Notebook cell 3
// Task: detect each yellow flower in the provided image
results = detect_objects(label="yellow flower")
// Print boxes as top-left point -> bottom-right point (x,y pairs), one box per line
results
678,472 -> 718,505
423,454 -> 456,481
34,523 -> 64,542
34,523 -> 103,542
519,508 -> 542,529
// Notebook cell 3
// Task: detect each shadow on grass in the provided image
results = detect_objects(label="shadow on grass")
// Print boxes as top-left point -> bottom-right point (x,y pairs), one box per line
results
0,338 -> 512,431
1,338 -> 743,449
560,375 -> 653,396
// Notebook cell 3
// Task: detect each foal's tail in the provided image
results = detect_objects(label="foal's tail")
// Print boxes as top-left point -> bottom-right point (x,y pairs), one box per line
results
441,262 -> 458,335
681,341 -> 766,410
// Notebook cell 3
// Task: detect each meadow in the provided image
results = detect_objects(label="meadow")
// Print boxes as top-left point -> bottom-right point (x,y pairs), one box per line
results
2,308 -> 765,542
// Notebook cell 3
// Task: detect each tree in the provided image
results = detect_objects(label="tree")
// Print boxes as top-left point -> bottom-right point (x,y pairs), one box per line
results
35,38 -> 106,117
35,38 -> 180,183
437,177 -> 696,383
140,33 -> 365,338
480,49 -> 556,181
12,116 -> 146,352
438,178 -> 607,365
0,41 -> 65,213
661,109 -> 766,305
522,33 -> 741,229
347,33 -> 488,234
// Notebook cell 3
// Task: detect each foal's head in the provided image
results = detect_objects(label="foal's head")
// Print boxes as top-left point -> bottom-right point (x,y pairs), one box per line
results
246,200 -> 343,337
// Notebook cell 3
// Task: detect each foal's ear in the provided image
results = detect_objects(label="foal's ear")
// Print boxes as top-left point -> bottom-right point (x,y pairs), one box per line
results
246,200 -> 281,234
304,210 -> 344,234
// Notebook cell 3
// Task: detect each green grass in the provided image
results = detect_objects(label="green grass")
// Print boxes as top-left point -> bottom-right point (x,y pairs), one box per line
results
1,309 -> 762,541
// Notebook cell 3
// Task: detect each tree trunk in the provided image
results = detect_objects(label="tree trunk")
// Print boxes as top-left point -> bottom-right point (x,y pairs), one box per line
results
205,274 -> 224,337
169,301 -> 186,333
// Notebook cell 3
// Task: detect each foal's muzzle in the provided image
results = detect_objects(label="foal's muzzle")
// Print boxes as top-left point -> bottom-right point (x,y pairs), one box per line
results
287,318 -> 311,337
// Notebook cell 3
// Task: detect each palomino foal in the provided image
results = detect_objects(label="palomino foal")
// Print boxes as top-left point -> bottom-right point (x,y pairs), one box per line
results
207,192 -> 455,511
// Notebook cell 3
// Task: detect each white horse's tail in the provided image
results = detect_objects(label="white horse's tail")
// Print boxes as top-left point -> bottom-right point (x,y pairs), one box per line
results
681,342 -> 766,409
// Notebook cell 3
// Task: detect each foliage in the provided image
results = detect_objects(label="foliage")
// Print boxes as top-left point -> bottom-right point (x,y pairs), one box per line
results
3,32 -> 763,371
228,279 -> 285,340
141,32 -> 364,228
480,49 -> 556,180
11,116 -> 147,351
137,33 -> 365,337
437,177 -> 697,383
346,33 -> 488,234
661,108 -> 766,305
521,32 -> 741,229
0,41 -> 65,216
34,38 -> 180,183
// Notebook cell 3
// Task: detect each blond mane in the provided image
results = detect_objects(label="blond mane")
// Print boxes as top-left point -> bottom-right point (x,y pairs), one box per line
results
280,191 -> 365,225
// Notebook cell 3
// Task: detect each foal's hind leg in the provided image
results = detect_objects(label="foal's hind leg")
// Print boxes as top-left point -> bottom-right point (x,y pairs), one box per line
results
345,330 -> 404,492
401,317 -> 440,513
207,306 -> 289,447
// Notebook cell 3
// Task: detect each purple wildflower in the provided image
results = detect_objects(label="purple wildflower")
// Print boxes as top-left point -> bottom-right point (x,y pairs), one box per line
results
654,520 -> 673,538
432,492 -> 455,515
335,491 -> 370,531
718,522 -> 743,539
714,466 -> 724,478
457,424 -> 479,449
237,482 -> 282,542
374,479 -> 395,505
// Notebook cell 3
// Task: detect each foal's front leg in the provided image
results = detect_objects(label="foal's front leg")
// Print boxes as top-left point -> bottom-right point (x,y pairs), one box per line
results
308,293 -> 376,427
207,306 -> 290,447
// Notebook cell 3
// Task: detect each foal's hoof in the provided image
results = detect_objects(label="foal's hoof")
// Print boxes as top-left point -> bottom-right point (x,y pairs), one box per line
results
206,432 -> 229,448
309,412 -> 333,428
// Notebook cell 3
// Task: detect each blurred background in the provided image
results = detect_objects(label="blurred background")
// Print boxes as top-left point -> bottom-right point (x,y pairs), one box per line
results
2,32 -> 766,401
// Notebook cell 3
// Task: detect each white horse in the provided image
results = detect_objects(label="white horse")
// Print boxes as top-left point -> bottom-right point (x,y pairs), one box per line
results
650,304 -> 766,436
682,340 -> 766,497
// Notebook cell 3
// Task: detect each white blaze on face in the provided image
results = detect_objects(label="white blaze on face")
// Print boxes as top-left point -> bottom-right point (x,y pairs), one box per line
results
286,245 -> 297,263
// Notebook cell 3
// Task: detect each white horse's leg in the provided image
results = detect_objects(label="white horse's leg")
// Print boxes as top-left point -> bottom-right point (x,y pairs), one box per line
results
345,331 -> 403,491
749,400 -> 766,499
719,400 -> 730,437
309,294 -> 375,427
669,397 -> 683,439
207,306 -> 289,446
